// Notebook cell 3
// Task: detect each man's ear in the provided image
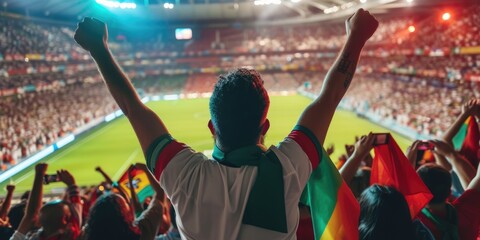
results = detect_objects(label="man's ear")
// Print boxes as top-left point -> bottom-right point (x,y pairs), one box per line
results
261,119 -> 270,136
208,120 -> 215,136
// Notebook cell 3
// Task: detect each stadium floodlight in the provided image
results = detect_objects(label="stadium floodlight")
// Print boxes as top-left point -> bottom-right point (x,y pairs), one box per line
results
359,0 -> 367,3
96,0 -> 137,9
324,6 -> 339,14
442,12 -> 451,21
290,0 -> 301,3
340,2 -> 355,9
406,0 -> 413,2
254,0 -> 282,6
163,2 -> 174,9
408,25 -> 415,33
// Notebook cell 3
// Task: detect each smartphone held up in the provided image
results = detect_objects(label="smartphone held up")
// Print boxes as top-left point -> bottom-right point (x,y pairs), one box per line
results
418,141 -> 435,151
43,174 -> 60,184
373,133 -> 389,146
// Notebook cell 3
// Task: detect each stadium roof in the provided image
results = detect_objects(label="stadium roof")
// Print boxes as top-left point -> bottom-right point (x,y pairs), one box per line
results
2,0 -> 469,26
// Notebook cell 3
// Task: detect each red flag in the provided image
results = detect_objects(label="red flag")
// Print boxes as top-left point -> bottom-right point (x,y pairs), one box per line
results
371,134 -> 433,219
460,116 -> 480,168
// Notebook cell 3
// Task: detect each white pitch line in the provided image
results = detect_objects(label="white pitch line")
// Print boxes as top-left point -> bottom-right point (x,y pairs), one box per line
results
12,123 -> 118,185
112,149 -> 140,180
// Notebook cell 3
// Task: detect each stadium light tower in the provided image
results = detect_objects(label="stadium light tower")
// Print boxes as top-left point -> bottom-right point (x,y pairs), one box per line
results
442,12 -> 451,21
408,25 -> 415,33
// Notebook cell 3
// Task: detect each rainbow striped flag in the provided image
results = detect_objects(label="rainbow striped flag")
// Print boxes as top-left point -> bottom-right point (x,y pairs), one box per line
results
300,147 -> 360,240
452,116 -> 472,149
118,166 -> 154,203
452,116 -> 479,167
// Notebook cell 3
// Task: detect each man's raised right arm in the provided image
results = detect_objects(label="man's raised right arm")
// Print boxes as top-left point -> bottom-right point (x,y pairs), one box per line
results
296,9 -> 378,148
282,10 -> 378,172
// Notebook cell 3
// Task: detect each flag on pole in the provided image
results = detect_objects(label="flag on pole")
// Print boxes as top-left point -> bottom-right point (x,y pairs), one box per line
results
118,166 -> 154,203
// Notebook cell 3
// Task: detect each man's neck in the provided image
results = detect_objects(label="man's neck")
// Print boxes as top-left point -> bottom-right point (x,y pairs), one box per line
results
215,141 -> 263,153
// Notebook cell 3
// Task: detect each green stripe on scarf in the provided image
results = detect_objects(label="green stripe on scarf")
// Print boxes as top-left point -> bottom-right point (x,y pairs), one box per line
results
421,205 -> 459,240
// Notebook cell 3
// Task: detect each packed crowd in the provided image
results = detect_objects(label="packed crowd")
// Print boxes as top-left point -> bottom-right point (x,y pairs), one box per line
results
0,82 -> 117,169
0,164 -> 174,240
336,73 -> 479,137
0,16 -> 79,55
0,4 -> 477,59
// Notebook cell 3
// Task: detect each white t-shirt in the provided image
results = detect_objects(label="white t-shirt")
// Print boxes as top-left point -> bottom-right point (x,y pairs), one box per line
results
147,129 -> 319,240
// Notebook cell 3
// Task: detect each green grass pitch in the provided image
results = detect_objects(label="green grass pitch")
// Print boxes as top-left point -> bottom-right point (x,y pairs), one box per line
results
0,95 -> 411,195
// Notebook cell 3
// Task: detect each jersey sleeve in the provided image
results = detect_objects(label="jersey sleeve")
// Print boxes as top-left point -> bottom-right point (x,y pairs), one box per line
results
145,134 -> 189,180
277,125 -> 322,185
284,125 -> 321,169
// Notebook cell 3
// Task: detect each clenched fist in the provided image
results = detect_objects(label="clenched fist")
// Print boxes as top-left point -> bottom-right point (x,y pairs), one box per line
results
462,98 -> 479,117
74,17 -> 108,53
6,184 -> 15,192
346,8 -> 379,43
35,163 -> 48,175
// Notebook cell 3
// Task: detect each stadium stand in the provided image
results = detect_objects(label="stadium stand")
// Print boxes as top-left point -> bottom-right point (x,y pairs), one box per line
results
0,2 -> 479,240
0,8 -> 479,166
0,82 -> 116,169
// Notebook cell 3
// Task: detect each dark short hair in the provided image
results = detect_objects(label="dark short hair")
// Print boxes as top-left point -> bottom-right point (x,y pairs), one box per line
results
21,191 -> 30,200
349,167 -> 371,198
417,164 -> 451,204
8,202 -> 26,230
209,68 -> 270,151
85,193 -> 140,240
359,185 -> 415,240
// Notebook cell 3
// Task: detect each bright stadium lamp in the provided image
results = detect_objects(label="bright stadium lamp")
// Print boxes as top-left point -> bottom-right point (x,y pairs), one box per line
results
163,2 -> 174,9
408,25 -> 415,33
254,0 -> 281,6
96,0 -> 137,9
442,12 -> 451,21
324,6 -> 339,14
